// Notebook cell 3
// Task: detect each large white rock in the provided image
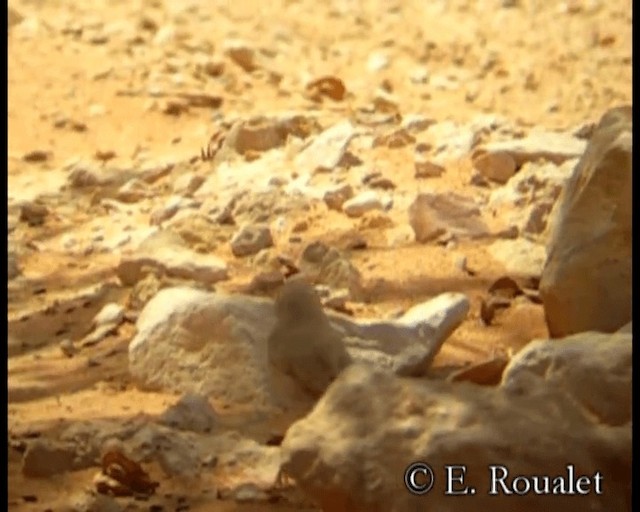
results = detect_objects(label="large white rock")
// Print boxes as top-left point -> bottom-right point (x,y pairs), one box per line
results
540,106 -> 632,337
281,330 -> 631,512
408,192 -> 489,242
502,329 -> 632,426
294,121 -> 358,173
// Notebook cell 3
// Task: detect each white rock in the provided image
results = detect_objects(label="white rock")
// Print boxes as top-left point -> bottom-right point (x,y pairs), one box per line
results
295,121 -> 357,173
482,131 -> 586,167
408,193 -> 488,242
502,329 -> 631,426
342,191 -> 383,218
93,303 -> 125,327
281,364 -> 629,512
427,120 -> 480,160
367,52 -> 389,72
128,286 -> 470,406
128,288 -> 278,408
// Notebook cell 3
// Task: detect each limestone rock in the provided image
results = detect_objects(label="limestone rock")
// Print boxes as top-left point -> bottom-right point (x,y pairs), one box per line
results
489,159 -> 577,240
117,230 -> 228,285
128,286 -> 468,408
68,492 -> 123,512
540,106 -> 632,337
230,224 -> 273,257
408,193 -> 489,242
502,329 -> 631,426
334,292 -> 470,377
481,130 -> 586,167
281,365 -> 630,512
128,287 -> 278,409
295,121 -> 357,173
342,191 -> 383,218
93,303 -> 125,328
426,121 -> 481,160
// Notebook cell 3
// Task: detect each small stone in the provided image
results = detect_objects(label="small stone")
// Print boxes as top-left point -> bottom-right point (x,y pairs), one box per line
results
223,39 -> 257,72
19,201 -> 48,226
365,175 -> 396,190
372,128 -> 415,149
69,491 -> 123,512
323,184 -> 354,211
116,178 -> 150,203
223,116 -> 290,156
67,164 -> 102,188
414,156 -> 445,178
22,150 -> 51,163
472,150 -> 517,184
226,483 -> 269,503
367,52 -> 389,72
342,191 -> 383,218
409,67 -> 430,84
161,99 -> 188,116
408,193 -> 487,243
93,303 -> 125,327
230,224 -> 273,257
480,131 -> 585,167
294,121 -> 357,172
88,104 -> 107,117
323,289 -> 350,311
60,339 -> 78,358
94,149 -> 116,163
150,197 -> 183,226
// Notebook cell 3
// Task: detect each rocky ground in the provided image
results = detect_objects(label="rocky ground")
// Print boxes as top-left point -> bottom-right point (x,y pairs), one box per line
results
7,0 -> 632,511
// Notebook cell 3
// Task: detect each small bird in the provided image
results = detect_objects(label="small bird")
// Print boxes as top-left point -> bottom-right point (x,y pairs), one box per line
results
267,278 -> 352,398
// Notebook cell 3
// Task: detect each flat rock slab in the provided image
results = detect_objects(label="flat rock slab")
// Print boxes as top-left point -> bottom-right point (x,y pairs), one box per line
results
482,131 -> 587,167
117,230 -> 228,286
294,121 -> 358,172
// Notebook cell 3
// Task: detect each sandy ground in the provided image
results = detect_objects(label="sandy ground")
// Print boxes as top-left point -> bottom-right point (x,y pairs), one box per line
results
7,0 -> 631,510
